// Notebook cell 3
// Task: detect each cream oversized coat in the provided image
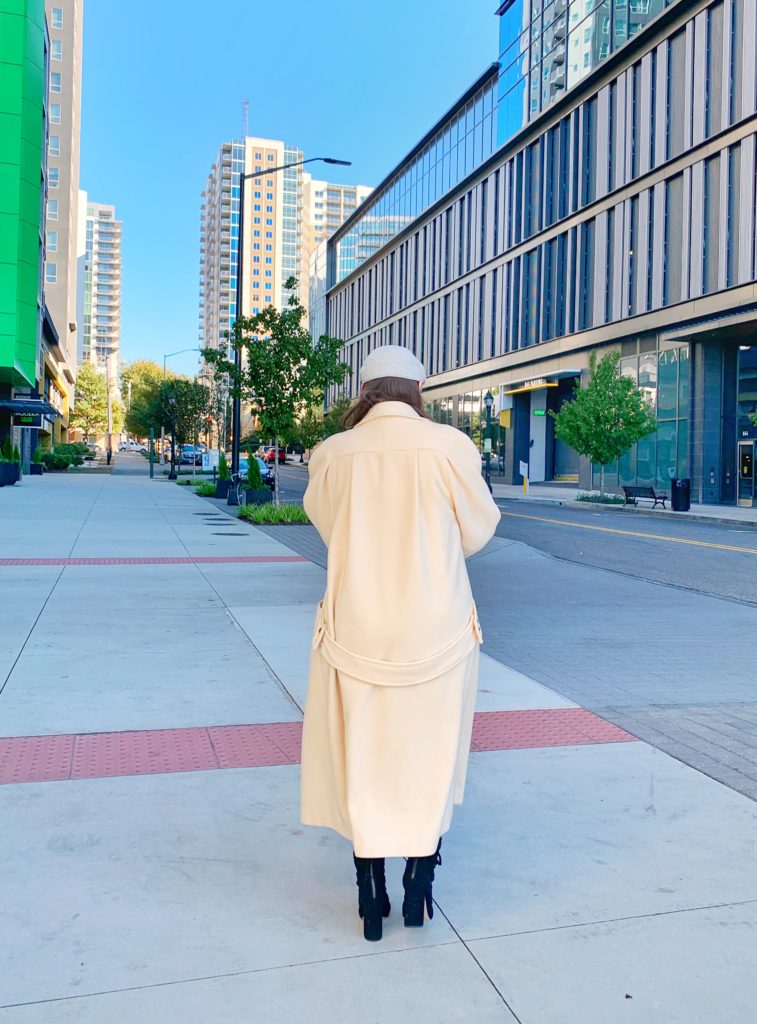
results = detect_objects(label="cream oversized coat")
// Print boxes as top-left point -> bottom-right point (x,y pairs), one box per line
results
300,401 -> 501,857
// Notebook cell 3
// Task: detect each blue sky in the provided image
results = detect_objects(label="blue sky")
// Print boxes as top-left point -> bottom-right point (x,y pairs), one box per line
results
80,1 -> 495,379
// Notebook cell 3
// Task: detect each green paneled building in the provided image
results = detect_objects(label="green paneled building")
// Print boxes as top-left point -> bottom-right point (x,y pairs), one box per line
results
0,0 -> 46,406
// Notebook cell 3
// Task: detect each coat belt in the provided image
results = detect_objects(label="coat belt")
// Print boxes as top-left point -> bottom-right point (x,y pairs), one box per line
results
312,601 -> 483,687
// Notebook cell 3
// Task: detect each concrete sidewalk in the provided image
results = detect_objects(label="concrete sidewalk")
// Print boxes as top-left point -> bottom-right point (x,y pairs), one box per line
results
0,473 -> 755,1022
492,481 -> 757,526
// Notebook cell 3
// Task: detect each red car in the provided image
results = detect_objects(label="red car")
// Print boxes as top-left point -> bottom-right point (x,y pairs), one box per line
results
258,445 -> 287,465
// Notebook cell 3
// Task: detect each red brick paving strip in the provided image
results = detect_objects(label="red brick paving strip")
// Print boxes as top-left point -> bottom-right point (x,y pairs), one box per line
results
0,556 -> 307,566
0,710 -> 637,786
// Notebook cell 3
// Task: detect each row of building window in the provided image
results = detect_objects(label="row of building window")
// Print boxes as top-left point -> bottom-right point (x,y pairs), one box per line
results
330,134 -> 757,387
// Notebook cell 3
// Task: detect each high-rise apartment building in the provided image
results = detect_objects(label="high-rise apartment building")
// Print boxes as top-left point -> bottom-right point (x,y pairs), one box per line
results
77,198 -> 122,399
199,136 -> 306,359
200,136 -> 372,356
42,0 -> 82,385
325,0 -> 757,507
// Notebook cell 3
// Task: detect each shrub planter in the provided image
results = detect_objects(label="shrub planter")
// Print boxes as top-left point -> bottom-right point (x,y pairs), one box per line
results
215,480 -> 231,499
29,463 -> 43,476
0,463 -> 20,486
244,488 -> 273,505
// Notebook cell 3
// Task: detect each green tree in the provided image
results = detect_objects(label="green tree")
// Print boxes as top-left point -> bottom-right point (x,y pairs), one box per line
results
153,379 -> 210,450
203,278 -> 349,501
323,397 -> 352,438
120,360 -> 175,439
298,406 -> 326,451
551,351 -> 658,496
70,361 -> 108,439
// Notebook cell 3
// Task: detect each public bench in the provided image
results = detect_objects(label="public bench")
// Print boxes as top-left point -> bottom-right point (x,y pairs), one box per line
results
622,485 -> 668,509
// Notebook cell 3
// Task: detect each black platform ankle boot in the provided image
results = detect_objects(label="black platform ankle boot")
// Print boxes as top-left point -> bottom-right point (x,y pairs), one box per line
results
353,854 -> 391,942
402,838 -> 442,927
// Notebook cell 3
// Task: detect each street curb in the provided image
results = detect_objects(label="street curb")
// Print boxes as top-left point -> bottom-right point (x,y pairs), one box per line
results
494,495 -> 757,530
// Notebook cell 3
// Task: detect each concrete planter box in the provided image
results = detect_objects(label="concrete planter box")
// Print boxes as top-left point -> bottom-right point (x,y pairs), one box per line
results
244,488 -> 273,505
215,480 -> 231,499
29,463 -> 43,476
0,463 -> 20,486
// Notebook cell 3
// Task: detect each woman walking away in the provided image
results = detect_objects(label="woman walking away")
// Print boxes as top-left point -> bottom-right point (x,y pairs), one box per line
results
301,345 -> 501,941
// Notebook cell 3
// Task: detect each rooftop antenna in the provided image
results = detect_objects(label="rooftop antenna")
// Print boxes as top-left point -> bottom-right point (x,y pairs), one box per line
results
241,99 -> 249,139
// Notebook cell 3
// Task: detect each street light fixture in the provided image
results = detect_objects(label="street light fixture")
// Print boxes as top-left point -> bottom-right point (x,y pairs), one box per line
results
230,155 -> 352,475
484,391 -> 494,494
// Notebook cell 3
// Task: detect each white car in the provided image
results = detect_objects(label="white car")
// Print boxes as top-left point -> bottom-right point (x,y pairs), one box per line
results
120,439 -> 147,453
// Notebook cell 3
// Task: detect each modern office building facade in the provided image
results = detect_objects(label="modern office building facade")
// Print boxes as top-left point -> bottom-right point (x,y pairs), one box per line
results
326,0 -> 757,506
0,0 -> 66,455
77,199 -> 122,402
42,0 -> 82,431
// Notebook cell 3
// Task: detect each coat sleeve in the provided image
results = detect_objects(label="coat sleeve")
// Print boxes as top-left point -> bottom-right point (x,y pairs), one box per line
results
303,443 -> 332,545
446,434 -> 501,557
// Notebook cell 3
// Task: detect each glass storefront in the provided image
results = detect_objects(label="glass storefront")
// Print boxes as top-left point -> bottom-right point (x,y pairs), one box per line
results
592,340 -> 690,490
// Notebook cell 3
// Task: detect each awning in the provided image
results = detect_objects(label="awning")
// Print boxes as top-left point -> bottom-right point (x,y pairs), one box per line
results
0,399 -> 61,418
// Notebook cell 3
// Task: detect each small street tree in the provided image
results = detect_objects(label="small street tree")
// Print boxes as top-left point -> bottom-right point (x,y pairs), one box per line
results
202,278 -> 349,501
153,378 -> 210,451
70,361 -> 108,440
120,360 -> 175,439
323,397 -> 353,438
551,350 -> 658,496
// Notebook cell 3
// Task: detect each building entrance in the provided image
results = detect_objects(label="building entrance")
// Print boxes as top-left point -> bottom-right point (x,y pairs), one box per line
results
738,441 -> 755,507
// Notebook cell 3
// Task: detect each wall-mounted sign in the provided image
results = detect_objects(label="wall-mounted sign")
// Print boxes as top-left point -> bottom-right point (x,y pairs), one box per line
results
13,413 -> 42,428
533,409 -> 546,417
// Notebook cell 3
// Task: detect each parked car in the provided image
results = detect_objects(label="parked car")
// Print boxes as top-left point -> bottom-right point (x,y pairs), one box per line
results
240,456 -> 274,487
179,444 -> 203,465
258,445 -> 287,465
119,439 -> 147,453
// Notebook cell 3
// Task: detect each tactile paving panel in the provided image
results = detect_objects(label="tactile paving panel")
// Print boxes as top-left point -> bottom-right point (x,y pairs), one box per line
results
70,727 -> 218,780
0,555 -> 307,567
0,734 -> 74,784
471,708 -> 636,751
0,711 -> 636,786
208,724 -> 300,769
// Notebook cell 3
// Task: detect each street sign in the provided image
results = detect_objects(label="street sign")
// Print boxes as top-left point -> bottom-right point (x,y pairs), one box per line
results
484,438 -> 492,453
202,449 -> 220,471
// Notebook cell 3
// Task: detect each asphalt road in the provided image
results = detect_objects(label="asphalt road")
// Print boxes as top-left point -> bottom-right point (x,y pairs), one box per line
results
494,501 -> 757,606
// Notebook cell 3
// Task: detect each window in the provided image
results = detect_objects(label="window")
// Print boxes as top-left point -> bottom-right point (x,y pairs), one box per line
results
49,135 -> 60,157
253,204 -> 261,211
265,218 -> 272,225
51,40 -> 62,61
267,154 -> 274,161
266,192 -> 273,201
52,7 -> 62,27
265,231 -> 272,238
253,216 -> 260,224
50,103 -> 61,124
265,256 -> 272,264
253,243 -> 260,250
45,262 -> 57,284
48,167 -> 59,188
266,205 -> 273,213
254,191 -> 261,199
253,256 -> 260,263
255,152 -> 262,159
265,243 -> 272,251
50,72 -> 62,93
253,230 -> 260,237
46,230 -> 58,252
265,282 -> 272,290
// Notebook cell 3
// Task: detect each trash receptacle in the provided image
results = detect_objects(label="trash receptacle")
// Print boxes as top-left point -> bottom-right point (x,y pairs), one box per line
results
671,478 -> 691,512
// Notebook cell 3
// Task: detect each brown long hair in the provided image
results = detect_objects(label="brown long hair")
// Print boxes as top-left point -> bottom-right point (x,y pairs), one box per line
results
341,376 -> 430,430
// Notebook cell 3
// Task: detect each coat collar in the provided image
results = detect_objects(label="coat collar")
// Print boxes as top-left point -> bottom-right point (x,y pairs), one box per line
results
358,401 -> 422,424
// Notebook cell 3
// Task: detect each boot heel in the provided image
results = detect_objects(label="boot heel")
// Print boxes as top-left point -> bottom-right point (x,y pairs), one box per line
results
362,904 -> 383,941
402,894 -> 425,927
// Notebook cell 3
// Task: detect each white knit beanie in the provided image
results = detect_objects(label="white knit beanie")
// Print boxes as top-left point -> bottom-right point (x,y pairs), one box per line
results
360,345 -> 426,385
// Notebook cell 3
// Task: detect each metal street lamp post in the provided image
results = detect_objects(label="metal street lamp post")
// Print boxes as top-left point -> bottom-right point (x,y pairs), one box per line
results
168,394 -> 178,480
162,348 -> 201,465
231,155 -> 351,476
484,390 -> 494,494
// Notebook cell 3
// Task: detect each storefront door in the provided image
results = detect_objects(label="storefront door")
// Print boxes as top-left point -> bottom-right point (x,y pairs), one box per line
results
738,441 -> 755,506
